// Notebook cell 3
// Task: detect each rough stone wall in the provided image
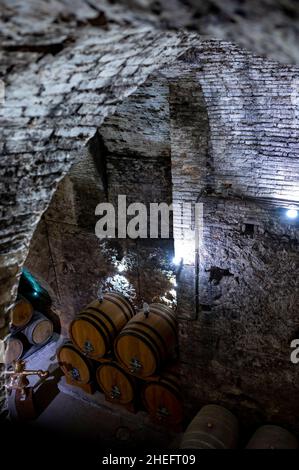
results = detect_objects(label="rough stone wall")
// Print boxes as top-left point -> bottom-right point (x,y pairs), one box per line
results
168,69 -> 211,320
1,0 -> 299,64
25,74 -> 176,332
160,43 -> 299,326
179,196 -> 299,434
100,75 -> 175,310
1,0 -> 298,328
25,143 -> 109,332
23,40 -> 299,431
169,44 -> 299,202
1,0 -> 299,429
163,46 -> 299,428
0,27 -> 199,332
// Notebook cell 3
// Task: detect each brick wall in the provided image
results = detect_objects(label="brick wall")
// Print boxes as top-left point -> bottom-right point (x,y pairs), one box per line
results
2,31 -> 299,429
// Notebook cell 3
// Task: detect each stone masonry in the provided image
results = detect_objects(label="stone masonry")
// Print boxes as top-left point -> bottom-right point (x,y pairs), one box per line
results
1,0 -> 299,433
22,39 -> 299,432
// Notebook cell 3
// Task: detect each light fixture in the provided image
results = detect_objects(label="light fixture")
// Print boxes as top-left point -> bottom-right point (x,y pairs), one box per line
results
173,239 -> 195,266
286,208 -> 298,219
172,256 -> 183,266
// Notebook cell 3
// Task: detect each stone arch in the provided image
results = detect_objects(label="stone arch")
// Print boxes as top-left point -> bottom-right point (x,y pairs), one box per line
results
2,28 -> 299,428
21,52 -> 217,335
24,67 -> 180,333
0,29 -> 199,327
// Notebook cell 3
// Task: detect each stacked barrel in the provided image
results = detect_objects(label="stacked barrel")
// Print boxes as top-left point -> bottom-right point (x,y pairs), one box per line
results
5,297 -> 54,365
57,292 -> 183,426
114,302 -> 182,425
58,291 -> 134,393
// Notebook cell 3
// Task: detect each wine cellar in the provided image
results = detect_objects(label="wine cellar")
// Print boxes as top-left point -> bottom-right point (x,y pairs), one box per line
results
1,0 -> 299,459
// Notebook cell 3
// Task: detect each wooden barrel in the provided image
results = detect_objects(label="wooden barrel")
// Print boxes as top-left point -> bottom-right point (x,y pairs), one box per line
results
70,292 -> 135,359
96,361 -> 135,404
180,405 -> 239,449
246,425 -> 298,449
114,303 -> 177,377
10,297 -> 33,328
23,312 -> 53,345
57,342 -> 94,385
142,372 -> 183,425
4,334 -> 30,364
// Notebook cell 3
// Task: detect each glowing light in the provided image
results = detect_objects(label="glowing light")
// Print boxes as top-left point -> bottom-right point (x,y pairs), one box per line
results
286,208 -> 298,219
172,256 -> 183,266
115,259 -> 127,273
173,239 -> 195,266
32,291 -> 38,297
117,263 -> 126,273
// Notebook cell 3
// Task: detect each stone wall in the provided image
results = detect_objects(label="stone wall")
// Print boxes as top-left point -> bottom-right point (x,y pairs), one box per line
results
1,0 -> 299,430
0,27 -> 199,334
1,0 -> 299,64
166,45 -> 299,428
23,40 -> 299,432
25,74 -> 176,333
179,196 -> 299,432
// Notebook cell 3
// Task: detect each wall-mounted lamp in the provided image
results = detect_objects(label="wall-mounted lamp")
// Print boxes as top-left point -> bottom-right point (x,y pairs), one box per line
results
172,239 -> 196,267
172,256 -> 184,266
286,208 -> 298,220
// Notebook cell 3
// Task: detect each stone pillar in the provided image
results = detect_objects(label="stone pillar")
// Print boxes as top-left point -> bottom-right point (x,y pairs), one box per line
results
169,73 -> 210,320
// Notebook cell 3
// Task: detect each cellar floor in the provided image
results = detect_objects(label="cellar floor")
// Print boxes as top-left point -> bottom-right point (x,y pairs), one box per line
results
8,337 -> 180,449
33,389 -> 178,448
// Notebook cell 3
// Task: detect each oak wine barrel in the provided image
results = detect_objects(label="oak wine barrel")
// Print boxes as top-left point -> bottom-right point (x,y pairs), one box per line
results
142,372 -> 183,425
246,425 -> 298,449
114,303 -> 177,377
96,361 -> 135,404
57,342 -> 94,385
5,334 -> 30,364
11,297 -> 33,328
70,292 -> 135,359
180,405 -> 239,449
23,313 -> 53,345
